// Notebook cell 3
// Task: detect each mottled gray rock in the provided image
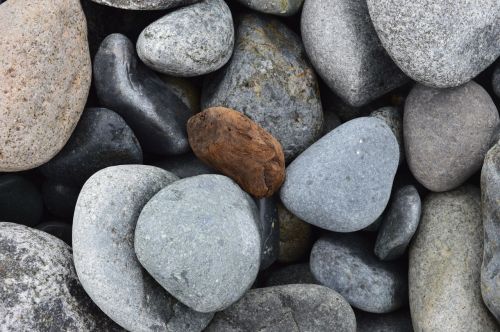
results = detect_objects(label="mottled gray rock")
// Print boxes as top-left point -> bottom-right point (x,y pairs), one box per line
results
73,165 -> 212,332
481,143 -> 500,321
202,14 -> 323,161
90,0 -> 199,10
235,0 -> 303,16
404,81 -> 499,192
375,185 -> 421,260
135,174 -> 261,313
137,0 -> 234,76
301,0 -> 408,107
371,106 -> 404,164
0,223 -> 120,331
367,0 -> 500,88
264,263 -> 318,287
255,196 -> 279,270
311,233 -> 407,313
409,186 -> 498,331
153,153 -> 217,179
277,202 -> 312,263
280,117 -> 399,232
356,309 -> 413,332
205,285 -> 356,332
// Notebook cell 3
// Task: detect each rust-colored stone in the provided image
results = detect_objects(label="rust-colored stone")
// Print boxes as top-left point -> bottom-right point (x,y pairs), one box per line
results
187,107 -> 285,198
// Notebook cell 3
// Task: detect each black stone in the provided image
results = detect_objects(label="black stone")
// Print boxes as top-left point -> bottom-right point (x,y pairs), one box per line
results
42,181 -> 80,219
0,174 -> 43,227
94,33 -> 194,155
255,196 -> 279,270
36,221 -> 72,246
40,108 -> 142,186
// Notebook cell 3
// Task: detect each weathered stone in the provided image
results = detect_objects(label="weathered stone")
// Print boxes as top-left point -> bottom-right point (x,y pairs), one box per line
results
0,174 -> 43,227
188,107 -> 285,198
90,0 -> 199,10
0,0 -> 91,171
409,186 -> 498,331
404,81 -> 499,192
277,202 -> 312,263
234,0 -> 303,16
205,285 -> 356,332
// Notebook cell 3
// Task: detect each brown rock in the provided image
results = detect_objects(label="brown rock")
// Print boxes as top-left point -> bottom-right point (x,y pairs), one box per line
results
187,107 -> 285,198
0,0 -> 91,171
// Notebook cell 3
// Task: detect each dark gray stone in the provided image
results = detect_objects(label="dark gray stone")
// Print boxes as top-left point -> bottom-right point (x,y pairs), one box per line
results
90,0 -> 199,10
0,223 -> 121,331
404,81 -> 499,192
375,185 -> 421,260
0,174 -> 43,227
356,309 -> 413,332
135,174 -> 261,313
280,117 -> 399,232
42,181 -> 80,219
234,0 -> 303,16
202,14 -> 323,161
409,186 -> 498,331
35,221 -> 72,246
255,196 -> 279,270
301,0 -> 408,107
41,108 -> 142,186
153,152 -> 217,179
481,143 -> 500,321
367,0 -> 500,88
311,233 -> 408,313
205,284 -> 356,332
137,0 -> 233,76
94,34 -> 194,155
371,106 -> 404,164
264,263 -> 318,287
73,165 -> 212,331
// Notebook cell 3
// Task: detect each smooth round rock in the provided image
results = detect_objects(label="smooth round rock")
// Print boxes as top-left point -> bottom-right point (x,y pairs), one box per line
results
94,33 -> 194,155
0,174 -> 43,227
234,0 -> 303,16
90,0 -> 199,10
41,108 -> 143,186
404,81 -> 500,192
137,0 -> 234,77
356,310 -> 413,332
255,196 -> 279,270
301,0 -> 408,107
205,285 -> 356,332
481,143 -> 500,321
375,185 -> 421,261
73,165 -> 212,332
36,221 -> 72,246
0,0 -> 91,171
264,263 -> 318,287
153,153 -> 217,179
202,14 -> 323,161
367,0 -> 500,88
409,186 -> 498,331
277,202 -> 312,263
280,117 -> 399,232
135,174 -> 261,313
311,233 -> 408,313
371,106 -> 404,164
0,223 -> 120,331
42,181 -> 80,219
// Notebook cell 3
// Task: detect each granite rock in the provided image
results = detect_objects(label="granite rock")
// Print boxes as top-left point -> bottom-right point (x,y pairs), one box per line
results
90,0 -> 199,10
234,0 -> 303,16
0,174 -> 43,227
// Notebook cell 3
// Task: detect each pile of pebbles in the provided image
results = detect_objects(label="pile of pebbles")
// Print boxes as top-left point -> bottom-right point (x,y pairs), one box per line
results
0,0 -> 499,331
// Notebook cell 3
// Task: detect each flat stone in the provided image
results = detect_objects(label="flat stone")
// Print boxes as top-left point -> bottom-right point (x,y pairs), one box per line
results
277,202 -> 312,263
311,233 -> 407,313
375,185 -> 421,260
367,0 -> 500,88
280,117 -> 399,232
137,0 -> 234,76
0,174 -> 43,227
409,186 -> 498,331
0,223 -> 121,331
264,263 -> 318,287
205,285 -> 356,332
41,181 -> 80,219
187,107 -> 285,198
255,196 -> 279,270
135,174 -> 261,313
481,143 -> 500,321
404,81 -> 499,192
90,0 -> 199,10
234,0 -> 303,16
41,108 -> 143,186
153,153 -> 217,179
94,33 -> 194,155
73,165 -> 212,331
202,14 -> 323,161
356,309 -> 413,332
371,106 -> 404,164
35,221 -> 72,246
0,0 -> 91,171
301,0 -> 408,107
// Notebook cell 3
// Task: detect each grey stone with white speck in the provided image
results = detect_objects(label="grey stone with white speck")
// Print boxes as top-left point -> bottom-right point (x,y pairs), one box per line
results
404,81 -> 499,192
234,0 -> 303,16
375,185 -> 421,261
73,165 -> 213,332
371,106 -> 404,164
311,233 -> 407,313
356,309 -> 413,332
0,223 -> 122,331
205,284 -> 356,332
90,0 -> 200,10
135,174 -> 261,313
409,186 -> 498,331
367,0 -> 500,88
301,0 -> 408,107
202,13 -> 323,161
137,0 -> 234,77
280,117 -> 399,232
